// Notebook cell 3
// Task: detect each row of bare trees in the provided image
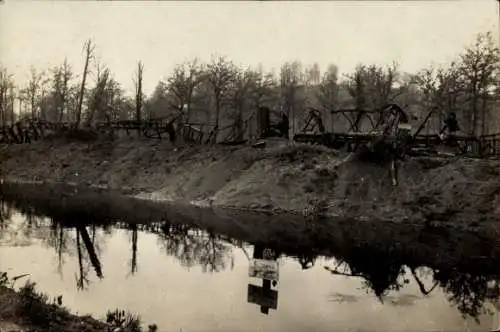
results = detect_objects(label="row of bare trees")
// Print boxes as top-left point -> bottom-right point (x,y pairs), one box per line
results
1,32 -> 500,137
414,32 -> 500,136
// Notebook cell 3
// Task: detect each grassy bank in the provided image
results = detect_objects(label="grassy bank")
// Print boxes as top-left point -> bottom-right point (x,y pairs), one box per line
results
0,273 -> 157,332
1,136 -> 499,224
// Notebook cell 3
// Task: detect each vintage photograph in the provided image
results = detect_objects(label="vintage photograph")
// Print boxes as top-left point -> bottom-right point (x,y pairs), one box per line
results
1,0 -> 500,331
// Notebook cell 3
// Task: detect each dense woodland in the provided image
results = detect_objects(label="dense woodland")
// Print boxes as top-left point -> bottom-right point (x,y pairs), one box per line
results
1,31 -> 500,139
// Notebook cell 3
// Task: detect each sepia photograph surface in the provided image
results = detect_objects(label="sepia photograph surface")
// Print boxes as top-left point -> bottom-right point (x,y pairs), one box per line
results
1,1 -> 500,331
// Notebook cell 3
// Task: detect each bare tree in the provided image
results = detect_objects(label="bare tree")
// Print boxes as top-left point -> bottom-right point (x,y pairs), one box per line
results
280,61 -> 303,134
316,64 -> 339,130
146,81 -> 170,119
0,68 -> 8,125
317,64 -> 339,112
305,62 -> 321,86
413,67 -> 439,110
134,61 -> 144,134
104,78 -> 124,121
251,66 -> 276,110
75,39 -> 95,128
59,59 -> 73,122
0,67 -> 16,126
458,31 -> 500,136
65,83 -> 81,123
345,63 -> 399,111
228,68 -> 256,140
414,63 -> 462,118
206,56 -> 236,129
86,63 -> 111,125
44,59 -> 75,122
167,59 -> 204,122
7,82 -> 16,124
24,67 -> 46,120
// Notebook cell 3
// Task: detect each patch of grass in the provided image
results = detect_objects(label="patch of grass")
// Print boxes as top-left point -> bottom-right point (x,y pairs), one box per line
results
16,280 -> 67,327
106,309 -> 142,332
105,309 -> 158,332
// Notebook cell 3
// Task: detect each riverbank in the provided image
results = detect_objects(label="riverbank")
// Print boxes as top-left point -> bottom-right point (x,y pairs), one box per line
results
0,276 -> 155,332
1,136 -> 499,224
0,284 -> 106,332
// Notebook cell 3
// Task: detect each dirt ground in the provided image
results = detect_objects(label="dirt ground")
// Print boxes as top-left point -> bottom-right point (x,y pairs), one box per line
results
1,136 -> 499,225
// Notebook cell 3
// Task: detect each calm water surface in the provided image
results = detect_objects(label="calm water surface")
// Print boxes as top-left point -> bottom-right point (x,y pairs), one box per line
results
0,204 -> 499,332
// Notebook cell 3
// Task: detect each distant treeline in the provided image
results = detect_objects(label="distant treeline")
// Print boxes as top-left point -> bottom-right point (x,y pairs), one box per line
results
1,31 -> 500,137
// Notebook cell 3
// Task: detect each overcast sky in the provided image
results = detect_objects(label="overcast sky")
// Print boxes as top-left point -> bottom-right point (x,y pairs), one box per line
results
1,0 -> 498,95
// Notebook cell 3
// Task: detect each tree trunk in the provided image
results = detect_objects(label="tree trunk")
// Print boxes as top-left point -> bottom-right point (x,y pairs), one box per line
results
135,61 -> 143,136
9,93 -> 15,124
471,94 -> 479,136
235,103 -> 243,141
76,46 -> 92,128
31,95 -> 36,120
77,225 -> 103,279
0,89 -> 4,126
186,90 -> 194,124
215,92 -> 221,128
59,93 -> 66,123
480,94 -> 488,136
18,98 -> 22,120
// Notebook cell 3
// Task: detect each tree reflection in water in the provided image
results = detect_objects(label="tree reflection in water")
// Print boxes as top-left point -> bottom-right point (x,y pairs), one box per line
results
0,206 -> 107,291
324,257 -> 500,322
153,222 -> 235,273
130,224 -> 138,276
0,201 -> 12,230
435,269 -> 500,321
99,221 -> 236,274
75,227 -> 89,290
2,199 -> 500,323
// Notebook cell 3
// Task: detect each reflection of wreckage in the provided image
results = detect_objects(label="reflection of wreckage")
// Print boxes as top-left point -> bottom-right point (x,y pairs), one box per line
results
247,245 -> 280,315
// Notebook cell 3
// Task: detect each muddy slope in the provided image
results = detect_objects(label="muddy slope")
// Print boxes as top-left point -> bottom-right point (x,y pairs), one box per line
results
1,138 -> 499,223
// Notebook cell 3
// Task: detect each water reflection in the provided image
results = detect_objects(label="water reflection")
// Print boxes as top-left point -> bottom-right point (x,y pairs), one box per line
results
1,188 -> 500,330
75,225 -> 103,289
13,219 -> 238,290
248,245 -> 280,315
322,239 -> 500,323
155,224 -> 234,273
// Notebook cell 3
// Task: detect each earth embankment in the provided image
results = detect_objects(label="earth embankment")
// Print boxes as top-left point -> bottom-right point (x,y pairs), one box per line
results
1,137 -> 499,224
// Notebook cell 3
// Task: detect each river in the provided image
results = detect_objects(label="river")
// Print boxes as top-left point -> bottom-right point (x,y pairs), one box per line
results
0,183 -> 500,332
